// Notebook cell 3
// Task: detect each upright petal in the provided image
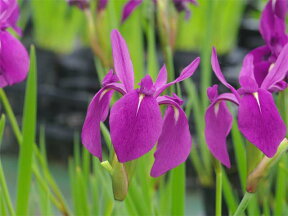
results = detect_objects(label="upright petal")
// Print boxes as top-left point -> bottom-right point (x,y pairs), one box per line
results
238,89 -> 287,158
151,96 -> 192,177
121,0 -> 143,23
239,54 -> 259,93
204,91 -> 238,168
261,44 -> 288,90
154,57 -> 200,96
211,47 -> 238,96
81,88 -> 114,160
110,90 -> 162,162
111,30 -> 134,92
260,0 -> 287,53
0,31 -> 29,87
154,65 -> 167,90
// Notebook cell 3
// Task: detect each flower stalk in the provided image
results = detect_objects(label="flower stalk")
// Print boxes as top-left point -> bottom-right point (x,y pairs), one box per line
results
233,192 -> 254,216
215,161 -> 222,216
246,138 -> 288,193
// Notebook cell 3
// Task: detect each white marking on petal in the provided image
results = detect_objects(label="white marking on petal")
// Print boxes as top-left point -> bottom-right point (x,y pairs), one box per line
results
214,102 -> 220,116
100,89 -> 109,100
136,94 -> 145,114
253,92 -> 262,113
269,63 -> 275,72
173,106 -> 180,123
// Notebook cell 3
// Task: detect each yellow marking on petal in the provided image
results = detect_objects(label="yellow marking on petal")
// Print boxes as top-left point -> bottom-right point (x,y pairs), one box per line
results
253,92 -> 262,113
173,106 -> 180,123
137,94 -> 145,114
269,63 -> 275,72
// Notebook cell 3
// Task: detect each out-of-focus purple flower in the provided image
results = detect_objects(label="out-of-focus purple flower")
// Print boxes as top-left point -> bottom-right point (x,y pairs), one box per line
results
173,0 -> 198,19
0,0 -> 29,88
246,0 -> 288,90
121,0 -> 142,23
121,0 -> 198,22
97,0 -> 108,12
66,0 -> 89,10
82,29 -> 200,177
205,47 -> 287,167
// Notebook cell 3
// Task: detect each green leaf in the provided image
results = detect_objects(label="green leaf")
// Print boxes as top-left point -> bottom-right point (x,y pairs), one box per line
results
231,119 -> 247,191
16,45 -> 37,215
170,163 -> 186,215
0,115 -> 6,148
274,157 -> 287,215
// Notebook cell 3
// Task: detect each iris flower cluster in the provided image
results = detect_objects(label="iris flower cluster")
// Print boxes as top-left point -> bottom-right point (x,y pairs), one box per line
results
205,0 -> 288,167
122,0 -> 198,22
82,29 -> 200,177
67,0 -> 197,21
0,0 -> 29,88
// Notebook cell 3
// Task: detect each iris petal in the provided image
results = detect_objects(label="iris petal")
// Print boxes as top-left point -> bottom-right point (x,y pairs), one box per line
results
111,29 -> 135,92
151,96 -> 192,177
81,88 -> 114,160
204,90 -> 238,168
110,90 -> 162,162
0,31 -> 29,88
238,89 -> 286,158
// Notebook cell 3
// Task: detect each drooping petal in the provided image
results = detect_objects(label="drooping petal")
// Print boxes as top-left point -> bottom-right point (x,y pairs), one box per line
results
155,65 -> 167,90
239,54 -> 258,92
238,89 -> 287,158
121,0 -> 143,23
204,89 -> 239,168
0,31 -> 29,88
261,44 -> 288,90
81,88 -> 114,160
151,96 -> 192,177
154,57 -> 200,96
110,90 -> 162,162
111,29 -> 135,92
211,47 -> 239,97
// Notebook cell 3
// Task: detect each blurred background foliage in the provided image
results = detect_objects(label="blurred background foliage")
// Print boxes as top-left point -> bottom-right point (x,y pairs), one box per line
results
1,0 -> 288,215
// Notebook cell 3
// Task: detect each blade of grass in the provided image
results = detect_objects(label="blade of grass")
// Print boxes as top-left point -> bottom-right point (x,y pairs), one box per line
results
16,46 -> 37,215
170,163 -> 185,216
0,160 -> 15,216
0,76 -> 71,215
274,157 -> 287,215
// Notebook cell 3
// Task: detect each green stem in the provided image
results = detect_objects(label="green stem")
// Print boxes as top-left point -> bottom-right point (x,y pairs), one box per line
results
215,161 -> 222,216
233,192 -> 254,216
0,89 -> 71,215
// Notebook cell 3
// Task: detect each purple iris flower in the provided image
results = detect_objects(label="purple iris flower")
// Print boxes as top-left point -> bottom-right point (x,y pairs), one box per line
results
82,29 -> 200,177
0,0 -> 29,88
121,0 -> 198,22
205,47 -> 287,168
66,0 -> 89,10
247,0 -> 288,89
